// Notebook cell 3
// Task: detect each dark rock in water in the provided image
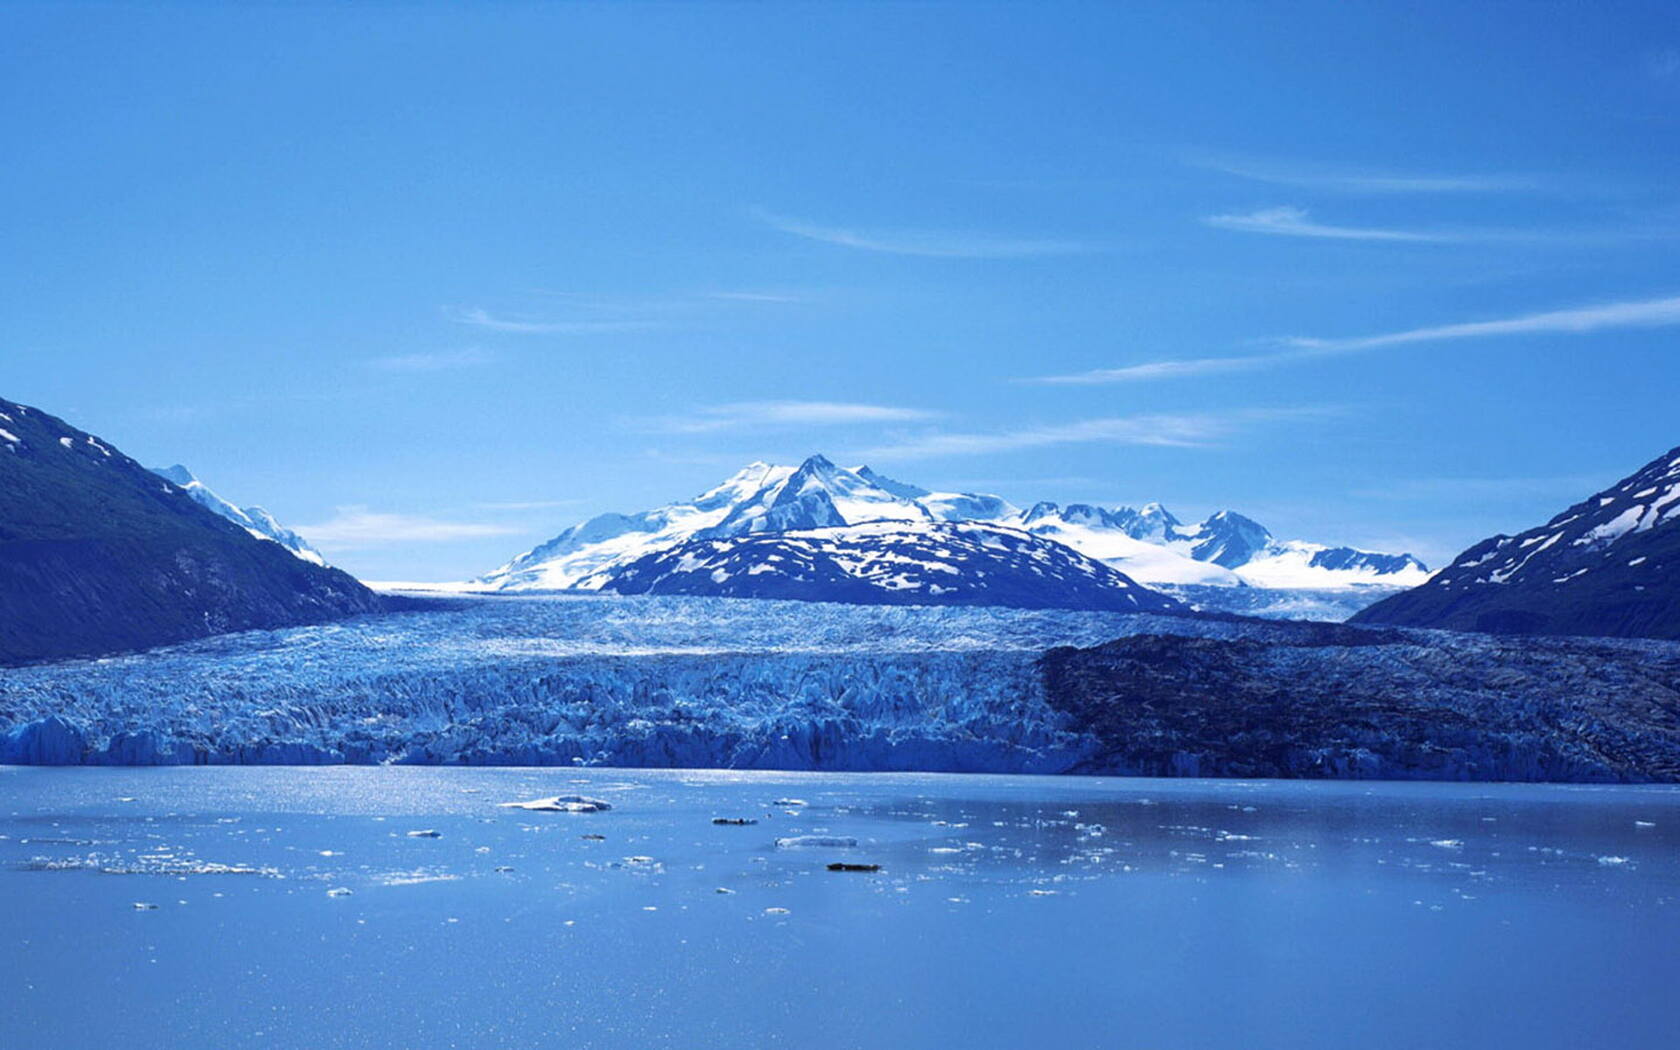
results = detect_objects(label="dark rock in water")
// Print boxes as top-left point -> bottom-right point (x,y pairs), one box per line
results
1041,628 -> 1680,781
711,817 -> 758,825
0,395 -> 394,666
1354,444 -> 1680,640
827,862 -> 881,872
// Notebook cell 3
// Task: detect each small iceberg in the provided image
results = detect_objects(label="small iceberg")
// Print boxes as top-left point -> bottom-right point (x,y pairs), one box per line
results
501,795 -> 613,813
775,835 -> 857,849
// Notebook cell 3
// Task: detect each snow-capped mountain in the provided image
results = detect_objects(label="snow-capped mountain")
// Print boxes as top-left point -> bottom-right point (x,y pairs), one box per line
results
481,454 -> 1428,596
1011,501 -> 1427,590
602,520 -> 1189,612
1355,444 -> 1680,640
151,465 -> 327,566
1016,502 -> 1241,586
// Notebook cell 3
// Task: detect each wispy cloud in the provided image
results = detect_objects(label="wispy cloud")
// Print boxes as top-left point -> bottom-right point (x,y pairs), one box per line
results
755,208 -> 1090,259
296,507 -> 523,551
703,290 -> 809,304
1033,292 -> 1680,385
366,348 -> 496,373
1188,153 -> 1537,194
852,407 -> 1330,460
472,499 -> 586,511
1204,206 -> 1452,242
449,307 -> 664,335
641,400 -> 942,434
1030,353 -> 1296,385
1286,293 -> 1680,352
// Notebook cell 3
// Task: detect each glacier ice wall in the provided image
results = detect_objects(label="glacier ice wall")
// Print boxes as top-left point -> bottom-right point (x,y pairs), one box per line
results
0,595 -> 1237,770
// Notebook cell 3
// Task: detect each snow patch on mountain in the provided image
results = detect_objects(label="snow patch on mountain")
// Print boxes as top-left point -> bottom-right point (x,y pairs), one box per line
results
1354,443 -> 1680,639
150,465 -> 327,566
604,520 -> 1188,612
480,454 -> 1428,597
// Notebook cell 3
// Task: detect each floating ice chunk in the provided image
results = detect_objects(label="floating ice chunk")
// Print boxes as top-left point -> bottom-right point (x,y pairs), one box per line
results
326,887 -> 353,898
764,907 -> 790,915
1598,855 -> 1632,866
502,795 -> 613,813
775,835 -> 857,849
376,871 -> 461,886
1429,839 -> 1463,850
1635,820 -> 1656,828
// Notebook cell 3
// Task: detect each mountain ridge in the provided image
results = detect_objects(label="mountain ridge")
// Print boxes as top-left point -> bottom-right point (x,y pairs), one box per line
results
1354,444 -> 1680,639
0,396 -> 389,666
480,454 -> 1429,597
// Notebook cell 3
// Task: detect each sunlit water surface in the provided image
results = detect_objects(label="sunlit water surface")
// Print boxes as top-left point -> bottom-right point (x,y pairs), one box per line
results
3,766 -> 1677,1049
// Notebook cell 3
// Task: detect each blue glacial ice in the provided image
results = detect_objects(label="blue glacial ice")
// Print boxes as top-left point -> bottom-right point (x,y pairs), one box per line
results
0,595 -> 1246,769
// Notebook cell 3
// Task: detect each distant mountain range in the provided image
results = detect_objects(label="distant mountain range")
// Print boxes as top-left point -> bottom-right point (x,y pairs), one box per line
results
604,519 -> 1189,612
480,455 -> 1429,601
150,465 -> 327,566
1355,444 -> 1680,640
0,396 -> 387,666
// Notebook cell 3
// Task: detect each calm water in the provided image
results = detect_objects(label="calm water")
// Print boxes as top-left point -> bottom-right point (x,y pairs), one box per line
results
3,767 -> 1677,1049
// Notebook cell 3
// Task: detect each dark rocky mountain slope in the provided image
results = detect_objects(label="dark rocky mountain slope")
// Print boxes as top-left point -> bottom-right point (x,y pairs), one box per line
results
0,396 -> 388,665
602,520 -> 1190,612
1354,444 -> 1680,639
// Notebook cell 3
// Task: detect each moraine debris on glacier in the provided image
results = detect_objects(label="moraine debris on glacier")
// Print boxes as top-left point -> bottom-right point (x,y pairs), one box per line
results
2,593 -> 1679,780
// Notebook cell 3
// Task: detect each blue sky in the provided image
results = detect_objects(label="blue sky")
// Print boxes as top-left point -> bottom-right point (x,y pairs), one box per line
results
5,2 -> 1680,580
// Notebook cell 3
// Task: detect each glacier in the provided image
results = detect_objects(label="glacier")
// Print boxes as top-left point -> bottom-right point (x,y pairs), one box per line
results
0,594 -> 1240,770
5,592 -> 1678,779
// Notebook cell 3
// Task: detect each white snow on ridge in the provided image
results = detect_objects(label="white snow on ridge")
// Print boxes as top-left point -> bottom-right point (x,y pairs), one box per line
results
477,454 -> 1430,595
1236,541 -> 1433,590
1019,516 -> 1241,586
150,465 -> 329,566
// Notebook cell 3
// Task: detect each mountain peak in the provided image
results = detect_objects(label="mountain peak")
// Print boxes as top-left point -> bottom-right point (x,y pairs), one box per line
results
1355,442 -> 1680,639
154,464 -> 198,487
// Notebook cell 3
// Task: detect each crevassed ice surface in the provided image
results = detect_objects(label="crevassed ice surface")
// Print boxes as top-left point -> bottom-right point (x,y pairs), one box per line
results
2,767 -> 1677,1049
0,595 -> 1256,769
